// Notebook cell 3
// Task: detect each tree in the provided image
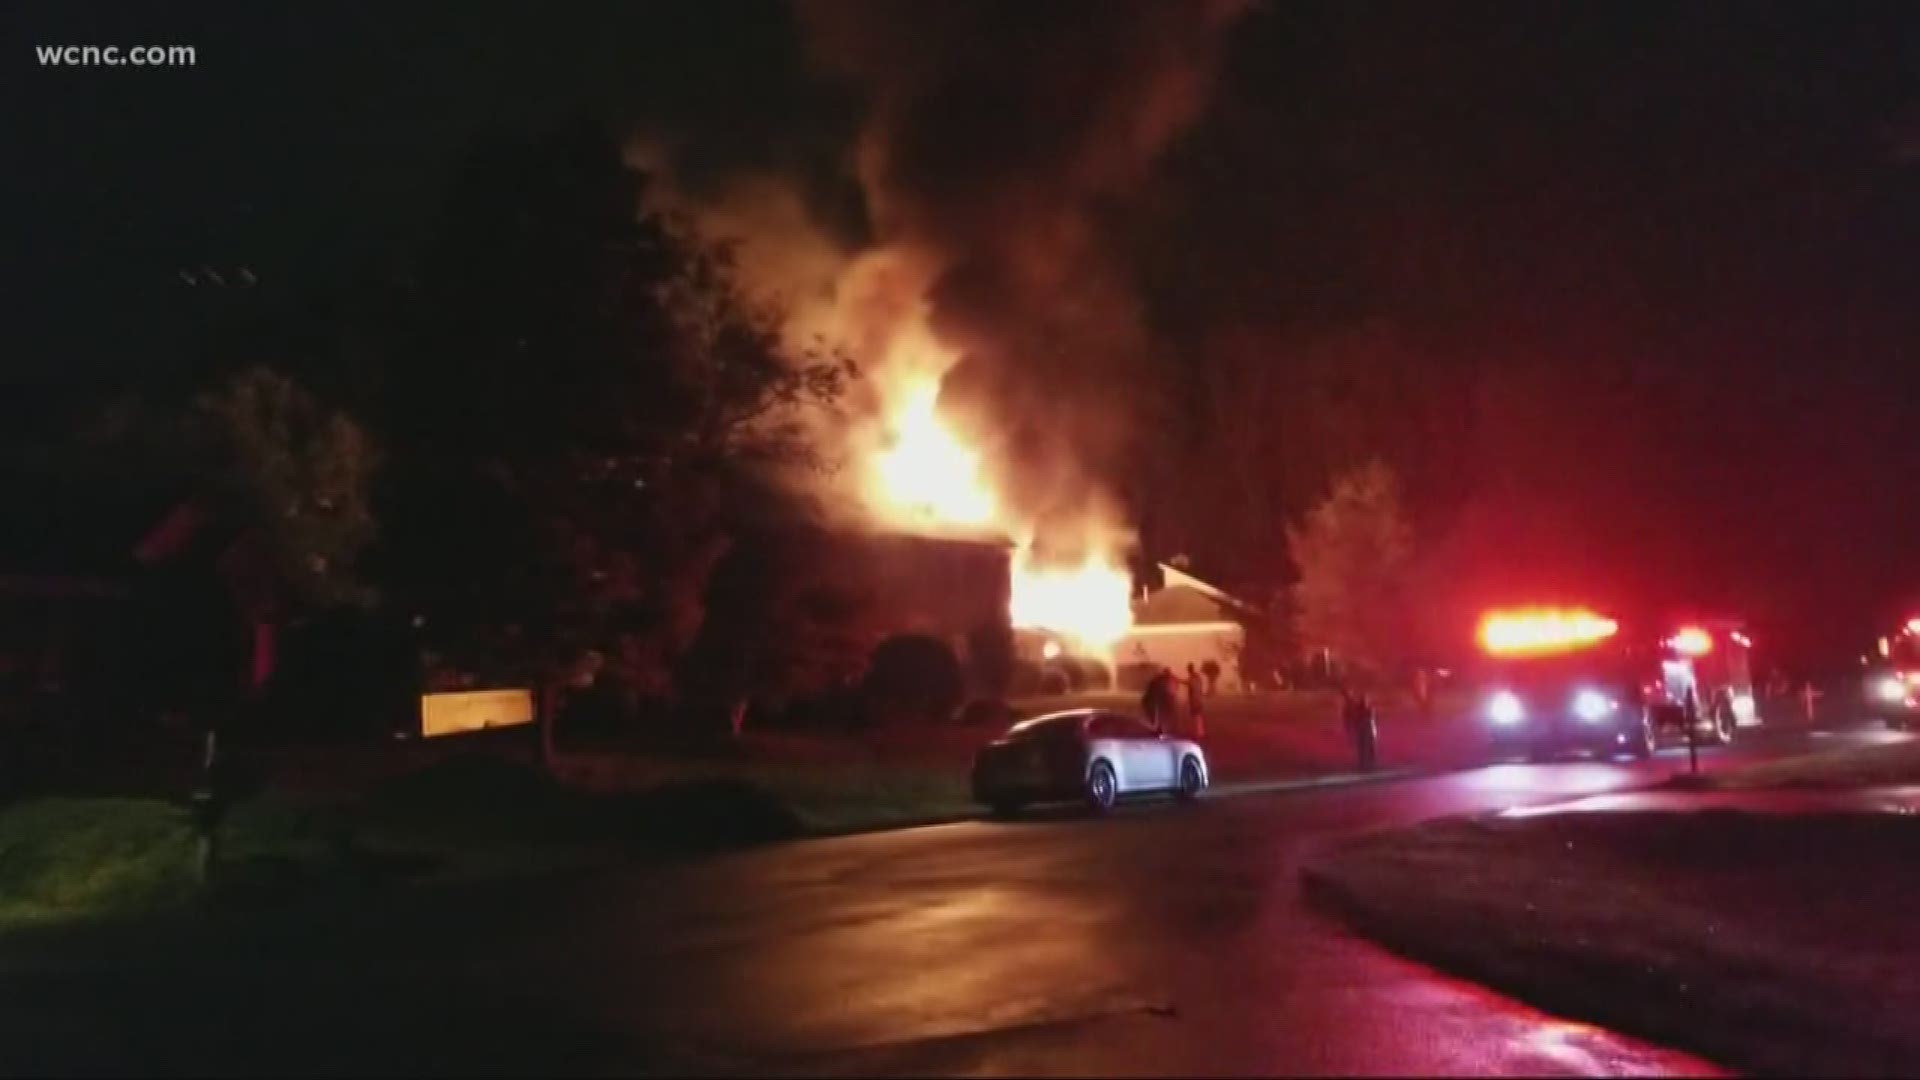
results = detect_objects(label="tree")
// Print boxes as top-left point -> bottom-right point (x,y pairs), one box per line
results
197,366 -> 379,611
1286,460 -> 1415,683
376,122 -> 850,745
677,527 -> 879,737
1147,320 -> 1471,605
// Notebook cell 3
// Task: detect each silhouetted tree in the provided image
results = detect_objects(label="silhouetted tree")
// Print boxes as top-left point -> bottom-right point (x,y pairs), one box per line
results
376,121 -> 850,745
678,527 -> 879,737
1149,321 -> 1468,606
196,366 -> 379,610
1287,459 -> 1415,682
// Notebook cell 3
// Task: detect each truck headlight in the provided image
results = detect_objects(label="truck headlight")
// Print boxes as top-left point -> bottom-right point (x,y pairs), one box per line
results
1488,690 -> 1525,725
1876,677 -> 1908,704
1572,688 -> 1614,722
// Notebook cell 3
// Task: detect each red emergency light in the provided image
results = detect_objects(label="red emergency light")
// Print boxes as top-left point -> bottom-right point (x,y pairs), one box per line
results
1478,607 -> 1619,657
1667,626 -> 1714,656
1905,617 -> 1920,636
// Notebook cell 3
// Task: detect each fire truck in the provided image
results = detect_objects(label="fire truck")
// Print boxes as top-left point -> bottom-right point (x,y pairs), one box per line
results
1475,608 -> 1759,761
1864,616 -> 1920,729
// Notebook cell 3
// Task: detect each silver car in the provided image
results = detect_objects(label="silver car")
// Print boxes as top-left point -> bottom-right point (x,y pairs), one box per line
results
970,708 -> 1210,815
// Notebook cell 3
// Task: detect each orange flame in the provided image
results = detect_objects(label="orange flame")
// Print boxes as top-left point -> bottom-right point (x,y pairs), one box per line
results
1010,546 -> 1134,652
626,143 -> 1146,657
865,372 -> 1133,651
870,380 -> 997,528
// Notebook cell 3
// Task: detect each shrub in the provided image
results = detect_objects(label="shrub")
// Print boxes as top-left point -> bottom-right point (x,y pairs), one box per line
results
861,634 -> 965,724
957,698 -> 1014,728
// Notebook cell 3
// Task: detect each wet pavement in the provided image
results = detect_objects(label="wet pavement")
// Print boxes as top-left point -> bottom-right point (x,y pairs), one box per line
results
1502,784 -> 1920,818
0,722 -> 1892,1077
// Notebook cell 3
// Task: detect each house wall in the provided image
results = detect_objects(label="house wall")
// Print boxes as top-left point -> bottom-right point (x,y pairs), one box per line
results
1113,621 -> 1247,691
811,530 -> 1014,698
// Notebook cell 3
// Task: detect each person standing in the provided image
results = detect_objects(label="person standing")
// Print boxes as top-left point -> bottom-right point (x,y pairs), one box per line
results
1184,662 -> 1207,739
1141,667 -> 1177,734
1340,685 -> 1378,771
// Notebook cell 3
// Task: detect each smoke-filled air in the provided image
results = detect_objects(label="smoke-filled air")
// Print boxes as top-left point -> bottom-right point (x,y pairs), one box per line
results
628,0 -> 1249,653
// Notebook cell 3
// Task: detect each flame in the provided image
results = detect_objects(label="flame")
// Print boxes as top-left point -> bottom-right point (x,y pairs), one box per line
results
626,143 -> 1148,662
867,372 -> 1134,651
871,379 -> 997,528
1010,546 -> 1135,652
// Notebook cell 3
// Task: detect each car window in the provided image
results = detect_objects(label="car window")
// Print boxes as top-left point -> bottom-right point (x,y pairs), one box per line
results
1093,712 -> 1155,740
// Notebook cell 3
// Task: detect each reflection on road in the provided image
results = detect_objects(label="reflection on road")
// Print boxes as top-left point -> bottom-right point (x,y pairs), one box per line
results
0,721 -> 1887,1077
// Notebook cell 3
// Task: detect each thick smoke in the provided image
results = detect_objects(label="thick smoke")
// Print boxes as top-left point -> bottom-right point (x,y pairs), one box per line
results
800,0 -> 1245,527
635,0 -> 1248,557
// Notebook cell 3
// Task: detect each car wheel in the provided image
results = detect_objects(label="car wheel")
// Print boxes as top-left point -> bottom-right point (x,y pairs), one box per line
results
989,799 -> 1023,819
1175,756 -> 1204,802
1525,744 -> 1553,763
1086,760 -> 1118,813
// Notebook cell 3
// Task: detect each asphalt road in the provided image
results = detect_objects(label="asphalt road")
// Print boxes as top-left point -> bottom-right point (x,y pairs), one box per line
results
0,721 -> 1893,1077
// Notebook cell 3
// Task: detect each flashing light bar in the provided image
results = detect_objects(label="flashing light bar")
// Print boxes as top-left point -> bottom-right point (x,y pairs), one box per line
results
1667,626 -> 1715,657
1478,607 -> 1619,656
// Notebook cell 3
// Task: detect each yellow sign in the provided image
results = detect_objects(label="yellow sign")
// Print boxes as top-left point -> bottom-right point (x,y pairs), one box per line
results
420,689 -> 535,738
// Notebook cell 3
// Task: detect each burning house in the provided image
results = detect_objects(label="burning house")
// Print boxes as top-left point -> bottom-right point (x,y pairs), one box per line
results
624,4 -> 1250,706
815,526 -> 1016,700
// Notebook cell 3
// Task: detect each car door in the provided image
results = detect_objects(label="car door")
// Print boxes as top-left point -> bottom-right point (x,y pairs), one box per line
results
1109,713 -> 1174,789
1083,713 -> 1130,789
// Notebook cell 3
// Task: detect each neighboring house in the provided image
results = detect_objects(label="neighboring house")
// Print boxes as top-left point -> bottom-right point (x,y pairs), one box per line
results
0,474 -> 198,728
1113,564 -> 1252,692
788,525 -> 1015,699
0,573 -> 129,721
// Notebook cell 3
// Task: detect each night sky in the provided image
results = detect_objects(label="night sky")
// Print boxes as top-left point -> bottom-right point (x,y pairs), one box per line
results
6,1 -> 1919,666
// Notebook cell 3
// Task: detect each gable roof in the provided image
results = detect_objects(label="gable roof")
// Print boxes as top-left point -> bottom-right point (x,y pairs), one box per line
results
1134,563 -> 1254,626
1161,564 -> 1253,611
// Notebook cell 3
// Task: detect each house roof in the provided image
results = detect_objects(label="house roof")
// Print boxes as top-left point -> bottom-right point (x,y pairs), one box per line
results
1156,564 -> 1254,614
1134,563 -> 1254,626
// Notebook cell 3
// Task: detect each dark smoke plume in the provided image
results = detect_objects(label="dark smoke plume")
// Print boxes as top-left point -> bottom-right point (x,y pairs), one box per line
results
796,0 -> 1248,523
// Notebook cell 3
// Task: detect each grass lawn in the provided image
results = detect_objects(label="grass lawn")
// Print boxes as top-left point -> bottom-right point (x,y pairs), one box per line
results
0,746 -> 972,933
1304,810 -> 1920,1077
552,750 -> 973,833
0,688 -> 1472,934
0,798 -> 202,928
0,794 -> 357,931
